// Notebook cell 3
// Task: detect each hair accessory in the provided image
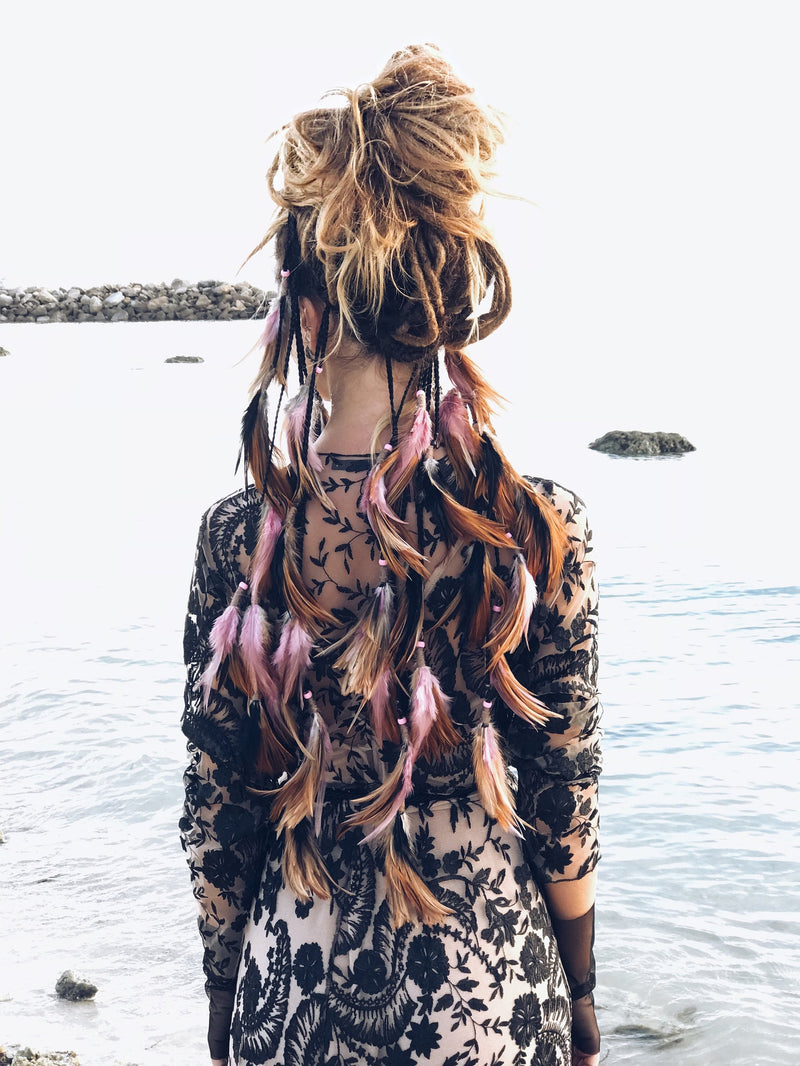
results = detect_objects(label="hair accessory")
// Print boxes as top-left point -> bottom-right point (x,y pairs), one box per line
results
281,268 -> 291,278
396,717 -> 407,726
378,558 -> 387,566
315,364 -> 323,374
384,443 -> 393,451
239,581 -> 249,591
492,604 -> 502,613
304,690 -> 313,700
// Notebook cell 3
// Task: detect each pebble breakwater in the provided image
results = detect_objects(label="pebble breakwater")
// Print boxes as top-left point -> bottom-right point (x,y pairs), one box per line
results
0,280 -> 270,323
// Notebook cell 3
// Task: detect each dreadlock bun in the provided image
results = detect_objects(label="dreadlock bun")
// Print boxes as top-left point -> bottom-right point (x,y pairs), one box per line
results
255,43 -> 511,362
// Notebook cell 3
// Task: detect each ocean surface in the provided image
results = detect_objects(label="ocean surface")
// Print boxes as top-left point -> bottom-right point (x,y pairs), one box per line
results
1,322 -> 798,1065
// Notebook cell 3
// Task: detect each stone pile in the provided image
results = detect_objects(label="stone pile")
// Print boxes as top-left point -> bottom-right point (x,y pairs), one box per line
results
0,280 -> 270,323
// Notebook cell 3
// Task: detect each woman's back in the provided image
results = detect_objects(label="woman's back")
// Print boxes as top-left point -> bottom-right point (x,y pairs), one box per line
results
180,44 -> 602,1066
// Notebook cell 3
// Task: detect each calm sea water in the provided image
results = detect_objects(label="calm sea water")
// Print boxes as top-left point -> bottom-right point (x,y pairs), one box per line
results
1,323 -> 798,1065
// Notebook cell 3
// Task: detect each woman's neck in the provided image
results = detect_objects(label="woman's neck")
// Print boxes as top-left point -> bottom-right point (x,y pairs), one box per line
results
313,346 -> 415,454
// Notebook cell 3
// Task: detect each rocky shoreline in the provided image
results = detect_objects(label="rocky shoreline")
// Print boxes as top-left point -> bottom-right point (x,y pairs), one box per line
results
0,280 -> 271,323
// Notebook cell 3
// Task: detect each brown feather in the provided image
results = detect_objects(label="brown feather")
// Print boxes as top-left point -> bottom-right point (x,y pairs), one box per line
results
491,657 -> 557,728
472,723 -> 522,834
282,820 -> 332,901
382,821 -> 454,928
338,742 -> 409,836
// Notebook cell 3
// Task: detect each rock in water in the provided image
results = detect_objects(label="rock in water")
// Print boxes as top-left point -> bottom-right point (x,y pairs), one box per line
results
588,430 -> 695,456
54,970 -> 97,1001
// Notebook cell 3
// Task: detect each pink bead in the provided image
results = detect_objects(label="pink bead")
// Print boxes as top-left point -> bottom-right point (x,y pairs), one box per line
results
378,559 -> 387,566
492,605 -> 502,613
384,443 -> 393,451
416,640 -> 425,648
505,532 -> 513,539
303,690 -> 312,700
315,365 -> 323,374
482,700 -> 493,709
397,717 -> 407,726
416,389 -> 425,399
280,269 -> 290,278
238,581 -> 249,591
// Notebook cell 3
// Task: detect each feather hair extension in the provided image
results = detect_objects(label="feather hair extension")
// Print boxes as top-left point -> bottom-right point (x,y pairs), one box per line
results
362,465 -> 427,579
236,391 -> 262,478
314,716 -> 333,838
490,657 -> 556,728
197,582 -> 248,706
444,348 -> 504,430
389,571 -> 424,672
249,507 -> 284,600
386,390 -> 432,498
268,709 -> 328,831
487,553 -> 538,662
382,817 -> 453,928
340,727 -> 414,844
422,458 -> 516,551
331,582 -> 394,699
284,387 -> 327,503
472,705 -> 522,836
282,818 -> 332,901
370,666 -> 400,746
410,648 -> 461,761
251,699 -> 294,776
238,602 -> 278,707
282,505 -> 338,634
438,388 -> 479,488
273,615 -> 314,703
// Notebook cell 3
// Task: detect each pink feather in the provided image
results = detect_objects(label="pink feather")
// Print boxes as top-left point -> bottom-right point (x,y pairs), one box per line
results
239,604 -> 278,705
410,664 -> 439,755
439,389 -> 479,466
273,617 -> 313,700
444,352 -> 475,399
259,298 -> 281,346
361,468 -> 401,527
306,442 -> 324,473
284,392 -> 307,464
249,507 -> 283,596
387,400 -> 432,491
198,601 -> 242,706
483,719 -> 500,768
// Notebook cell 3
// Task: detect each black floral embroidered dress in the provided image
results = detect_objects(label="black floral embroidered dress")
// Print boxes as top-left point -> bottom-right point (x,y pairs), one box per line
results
180,454 -> 600,1066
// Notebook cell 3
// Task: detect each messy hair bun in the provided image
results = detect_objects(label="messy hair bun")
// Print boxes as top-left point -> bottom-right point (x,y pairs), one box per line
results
254,43 -> 511,362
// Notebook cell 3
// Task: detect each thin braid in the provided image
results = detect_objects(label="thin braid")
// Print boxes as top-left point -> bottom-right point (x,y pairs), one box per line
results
432,357 -> 441,442
385,355 -> 398,444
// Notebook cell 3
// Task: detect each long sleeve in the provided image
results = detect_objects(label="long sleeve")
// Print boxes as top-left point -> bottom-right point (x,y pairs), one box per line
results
179,494 -> 275,994
504,481 -> 601,884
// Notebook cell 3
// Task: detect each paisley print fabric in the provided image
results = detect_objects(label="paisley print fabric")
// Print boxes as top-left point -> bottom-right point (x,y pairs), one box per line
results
180,454 -> 601,1065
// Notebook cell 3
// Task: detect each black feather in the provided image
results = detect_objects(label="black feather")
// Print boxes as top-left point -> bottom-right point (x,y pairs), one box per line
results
236,392 -> 262,475
479,433 -> 504,512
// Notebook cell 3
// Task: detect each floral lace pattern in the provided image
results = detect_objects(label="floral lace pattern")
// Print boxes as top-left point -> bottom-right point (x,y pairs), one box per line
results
180,455 -> 600,1065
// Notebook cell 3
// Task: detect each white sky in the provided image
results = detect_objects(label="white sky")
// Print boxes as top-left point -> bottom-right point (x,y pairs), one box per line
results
2,0 -> 798,425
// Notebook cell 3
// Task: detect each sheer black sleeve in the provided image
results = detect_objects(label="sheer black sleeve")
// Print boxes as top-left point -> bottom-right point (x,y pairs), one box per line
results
179,492 -> 275,994
503,481 -> 602,884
